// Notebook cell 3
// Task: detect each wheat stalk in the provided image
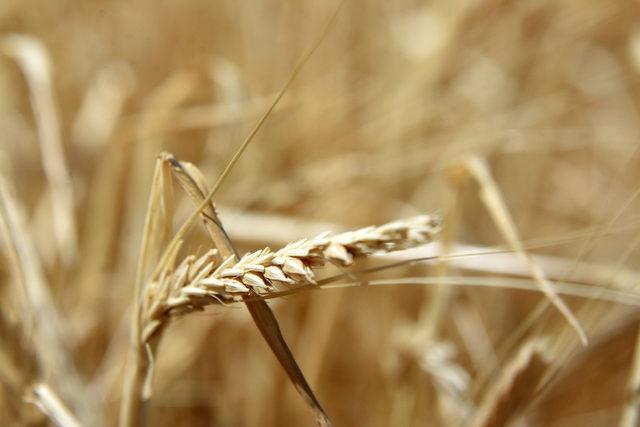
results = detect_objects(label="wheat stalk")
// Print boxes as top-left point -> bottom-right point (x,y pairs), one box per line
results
140,215 -> 441,343
470,338 -> 550,427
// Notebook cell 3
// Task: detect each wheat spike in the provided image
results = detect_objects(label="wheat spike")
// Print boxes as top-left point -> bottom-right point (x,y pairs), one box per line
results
140,215 -> 441,340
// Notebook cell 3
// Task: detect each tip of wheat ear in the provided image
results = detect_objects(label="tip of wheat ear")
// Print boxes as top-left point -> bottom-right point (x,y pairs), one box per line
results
150,214 -> 441,320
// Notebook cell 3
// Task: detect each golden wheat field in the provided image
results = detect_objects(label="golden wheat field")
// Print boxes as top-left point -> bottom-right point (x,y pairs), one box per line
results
1,1 -> 640,426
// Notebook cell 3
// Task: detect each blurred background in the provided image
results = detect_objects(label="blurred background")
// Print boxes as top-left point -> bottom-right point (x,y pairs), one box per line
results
1,0 -> 640,426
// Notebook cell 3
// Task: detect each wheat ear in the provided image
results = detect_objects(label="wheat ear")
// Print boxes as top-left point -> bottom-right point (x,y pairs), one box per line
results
140,214 -> 441,339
